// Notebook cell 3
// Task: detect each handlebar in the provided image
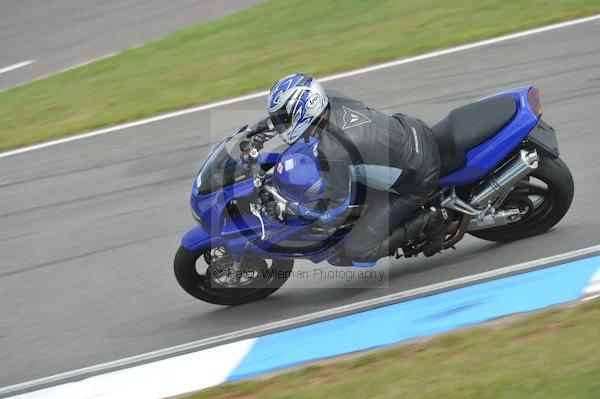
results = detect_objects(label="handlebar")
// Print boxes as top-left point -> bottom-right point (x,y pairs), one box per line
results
247,147 -> 265,190
246,117 -> 273,138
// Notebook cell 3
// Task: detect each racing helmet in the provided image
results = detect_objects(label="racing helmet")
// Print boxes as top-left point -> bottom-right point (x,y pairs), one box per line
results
267,73 -> 329,145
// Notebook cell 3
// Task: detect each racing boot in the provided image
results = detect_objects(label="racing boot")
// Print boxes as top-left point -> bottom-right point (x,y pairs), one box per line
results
422,207 -> 449,257
384,210 -> 432,257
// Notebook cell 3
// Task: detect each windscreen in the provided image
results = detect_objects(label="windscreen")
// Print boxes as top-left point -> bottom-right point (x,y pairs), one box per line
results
196,129 -> 252,195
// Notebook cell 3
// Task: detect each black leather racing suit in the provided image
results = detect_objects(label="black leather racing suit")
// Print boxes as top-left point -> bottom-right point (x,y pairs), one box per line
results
302,90 -> 441,262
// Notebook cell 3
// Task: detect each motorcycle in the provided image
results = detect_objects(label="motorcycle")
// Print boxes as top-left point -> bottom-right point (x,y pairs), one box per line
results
174,86 -> 574,305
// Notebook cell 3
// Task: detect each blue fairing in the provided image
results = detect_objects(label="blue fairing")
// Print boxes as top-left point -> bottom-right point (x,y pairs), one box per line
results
184,140 -> 336,256
273,138 -> 323,203
181,225 -> 225,252
438,86 -> 538,186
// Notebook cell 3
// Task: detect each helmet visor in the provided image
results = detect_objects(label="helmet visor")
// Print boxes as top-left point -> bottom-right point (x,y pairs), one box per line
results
269,108 -> 292,134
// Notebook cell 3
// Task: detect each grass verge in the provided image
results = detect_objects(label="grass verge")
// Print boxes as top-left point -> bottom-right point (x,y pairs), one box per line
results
2,0 -> 600,151
187,298 -> 600,399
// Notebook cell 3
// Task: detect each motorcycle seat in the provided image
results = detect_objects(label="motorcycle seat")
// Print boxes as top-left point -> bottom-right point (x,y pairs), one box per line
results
431,95 -> 517,175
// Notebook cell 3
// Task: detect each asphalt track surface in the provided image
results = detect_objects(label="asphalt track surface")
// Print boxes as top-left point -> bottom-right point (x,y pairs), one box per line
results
2,19 -> 600,388
0,0 -> 264,90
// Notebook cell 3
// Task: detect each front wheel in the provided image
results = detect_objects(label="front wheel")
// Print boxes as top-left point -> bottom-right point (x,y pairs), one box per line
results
174,245 -> 293,305
469,156 -> 574,242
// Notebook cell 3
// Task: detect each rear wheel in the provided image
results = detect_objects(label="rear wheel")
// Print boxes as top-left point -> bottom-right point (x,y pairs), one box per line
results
174,245 -> 293,305
469,156 -> 574,242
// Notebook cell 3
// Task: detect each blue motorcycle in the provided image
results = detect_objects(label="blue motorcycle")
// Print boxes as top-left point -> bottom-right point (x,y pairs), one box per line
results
175,86 -> 573,305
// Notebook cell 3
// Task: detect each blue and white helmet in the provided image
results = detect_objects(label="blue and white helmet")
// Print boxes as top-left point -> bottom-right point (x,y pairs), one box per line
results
267,73 -> 329,145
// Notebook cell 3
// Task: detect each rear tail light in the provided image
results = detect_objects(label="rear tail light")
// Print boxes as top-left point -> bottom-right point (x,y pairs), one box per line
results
528,87 -> 543,118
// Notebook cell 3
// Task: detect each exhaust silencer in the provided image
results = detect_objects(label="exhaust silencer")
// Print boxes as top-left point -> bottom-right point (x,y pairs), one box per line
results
471,150 -> 539,209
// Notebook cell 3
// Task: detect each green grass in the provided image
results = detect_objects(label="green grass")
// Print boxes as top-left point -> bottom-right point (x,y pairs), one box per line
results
2,0 -> 600,151
188,298 -> 600,399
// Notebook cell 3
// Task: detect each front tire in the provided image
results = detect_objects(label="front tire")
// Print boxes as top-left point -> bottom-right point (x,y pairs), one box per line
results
469,156 -> 574,242
174,245 -> 293,305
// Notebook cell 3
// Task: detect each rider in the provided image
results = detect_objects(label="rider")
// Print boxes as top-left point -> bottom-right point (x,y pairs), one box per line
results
253,73 -> 447,261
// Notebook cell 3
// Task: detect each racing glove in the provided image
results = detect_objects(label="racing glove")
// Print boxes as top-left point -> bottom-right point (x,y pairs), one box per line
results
246,117 -> 275,150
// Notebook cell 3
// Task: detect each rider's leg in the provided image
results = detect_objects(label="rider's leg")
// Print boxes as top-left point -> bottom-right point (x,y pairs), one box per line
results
343,193 -> 419,262
382,199 -> 449,258
343,192 -> 447,261
397,138 -> 447,257
343,119 -> 446,261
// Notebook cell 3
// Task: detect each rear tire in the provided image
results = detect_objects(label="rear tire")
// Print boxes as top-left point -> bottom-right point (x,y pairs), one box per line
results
469,156 -> 573,242
174,245 -> 293,306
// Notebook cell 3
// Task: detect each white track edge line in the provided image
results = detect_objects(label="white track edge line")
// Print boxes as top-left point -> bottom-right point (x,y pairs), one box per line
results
0,51 -> 128,95
1,14 -> 600,160
2,243 -> 600,396
0,61 -> 35,75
